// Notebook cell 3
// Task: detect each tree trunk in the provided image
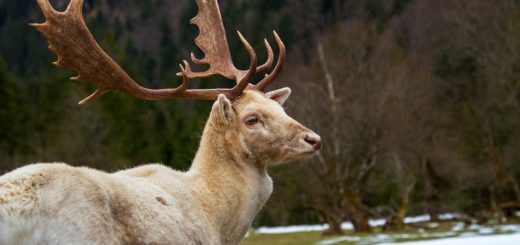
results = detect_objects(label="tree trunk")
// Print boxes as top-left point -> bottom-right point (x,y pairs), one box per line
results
489,186 -> 506,222
384,181 -> 414,231
509,177 -> 520,202
323,216 -> 344,236
300,204 -> 345,236
396,182 -> 413,226
488,147 -> 507,204
423,159 -> 440,222
344,191 -> 372,232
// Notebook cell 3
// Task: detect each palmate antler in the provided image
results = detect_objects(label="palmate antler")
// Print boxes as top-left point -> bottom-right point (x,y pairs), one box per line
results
32,0 -> 286,105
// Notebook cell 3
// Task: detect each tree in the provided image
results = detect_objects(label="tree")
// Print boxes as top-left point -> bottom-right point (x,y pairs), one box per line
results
434,0 -> 520,217
0,57 -> 24,164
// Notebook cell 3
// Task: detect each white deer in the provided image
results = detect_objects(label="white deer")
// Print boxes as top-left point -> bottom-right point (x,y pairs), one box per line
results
0,0 -> 321,244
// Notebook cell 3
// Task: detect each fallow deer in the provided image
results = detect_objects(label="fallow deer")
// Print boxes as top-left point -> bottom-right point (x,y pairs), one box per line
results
0,0 -> 321,244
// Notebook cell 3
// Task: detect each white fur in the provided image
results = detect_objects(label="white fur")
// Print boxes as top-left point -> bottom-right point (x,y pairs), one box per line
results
0,162 -> 270,245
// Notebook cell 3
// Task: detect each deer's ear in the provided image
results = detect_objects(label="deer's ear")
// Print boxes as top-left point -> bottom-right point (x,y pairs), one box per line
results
266,87 -> 291,106
212,94 -> 234,127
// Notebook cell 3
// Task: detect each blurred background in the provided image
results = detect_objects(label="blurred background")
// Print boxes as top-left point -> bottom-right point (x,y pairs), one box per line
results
1,0 -> 520,243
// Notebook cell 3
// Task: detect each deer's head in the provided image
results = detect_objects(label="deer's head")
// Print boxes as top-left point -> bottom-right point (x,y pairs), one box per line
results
208,88 -> 321,166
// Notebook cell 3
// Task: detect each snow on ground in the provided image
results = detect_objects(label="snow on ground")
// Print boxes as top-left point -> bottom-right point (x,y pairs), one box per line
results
255,213 -> 461,234
379,233 -> 520,245
254,213 -> 520,244
255,224 -> 329,234
317,224 -> 520,245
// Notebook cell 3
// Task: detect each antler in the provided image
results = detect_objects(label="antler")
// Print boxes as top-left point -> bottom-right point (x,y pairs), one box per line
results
182,0 -> 274,82
254,32 -> 286,92
32,0 -> 285,105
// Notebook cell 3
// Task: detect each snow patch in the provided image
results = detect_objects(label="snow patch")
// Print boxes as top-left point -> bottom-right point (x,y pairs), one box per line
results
404,215 -> 430,224
458,232 -> 478,238
427,222 -> 439,228
451,222 -> 465,231
340,223 -> 353,230
468,223 -> 481,230
255,224 -> 328,234
478,227 -> 494,235
369,218 -> 386,227
499,224 -> 520,233
438,213 -> 461,220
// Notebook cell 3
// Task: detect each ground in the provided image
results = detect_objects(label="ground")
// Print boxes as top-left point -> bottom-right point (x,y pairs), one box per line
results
241,214 -> 520,245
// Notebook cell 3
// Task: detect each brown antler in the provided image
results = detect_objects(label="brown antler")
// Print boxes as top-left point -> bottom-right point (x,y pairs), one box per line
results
32,0 -> 285,104
254,31 -> 286,91
181,0 -> 274,82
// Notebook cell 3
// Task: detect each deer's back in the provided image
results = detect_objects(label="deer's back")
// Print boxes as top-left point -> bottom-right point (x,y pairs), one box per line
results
0,163 -> 210,244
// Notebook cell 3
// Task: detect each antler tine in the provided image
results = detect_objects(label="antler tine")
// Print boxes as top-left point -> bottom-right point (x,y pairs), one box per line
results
66,0 -> 84,15
180,59 -> 213,80
254,31 -> 286,92
229,31 -> 257,98
256,39 -> 274,74
190,52 -> 205,65
36,0 -> 57,18
79,89 -> 106,105
178,64 -> 191,91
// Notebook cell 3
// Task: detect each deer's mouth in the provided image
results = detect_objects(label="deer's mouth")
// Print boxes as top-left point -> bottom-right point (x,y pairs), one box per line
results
301,148 -> 320,158
283,146 -> 320,161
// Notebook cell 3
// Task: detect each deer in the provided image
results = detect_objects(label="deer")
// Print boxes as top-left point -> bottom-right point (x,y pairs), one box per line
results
0,0 -> 321,244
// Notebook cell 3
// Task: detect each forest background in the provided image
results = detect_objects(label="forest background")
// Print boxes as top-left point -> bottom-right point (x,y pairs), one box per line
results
1,0 -> 520,234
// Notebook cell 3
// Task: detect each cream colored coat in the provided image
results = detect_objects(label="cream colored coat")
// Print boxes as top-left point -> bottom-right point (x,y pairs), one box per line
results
0,90 -> 320,245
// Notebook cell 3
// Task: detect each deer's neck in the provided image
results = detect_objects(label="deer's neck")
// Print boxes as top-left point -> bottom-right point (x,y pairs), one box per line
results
188,127 -> 273,243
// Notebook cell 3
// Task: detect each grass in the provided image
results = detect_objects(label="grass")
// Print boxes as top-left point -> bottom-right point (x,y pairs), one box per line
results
241,231 -> 323,245
241,221 -> 520,245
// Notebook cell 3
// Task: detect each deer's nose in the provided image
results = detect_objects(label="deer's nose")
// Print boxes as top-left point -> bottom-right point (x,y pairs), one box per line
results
304,133 -> 322,150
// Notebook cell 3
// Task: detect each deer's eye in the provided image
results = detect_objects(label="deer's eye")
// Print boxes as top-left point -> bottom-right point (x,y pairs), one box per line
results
245,116 -> 259,125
